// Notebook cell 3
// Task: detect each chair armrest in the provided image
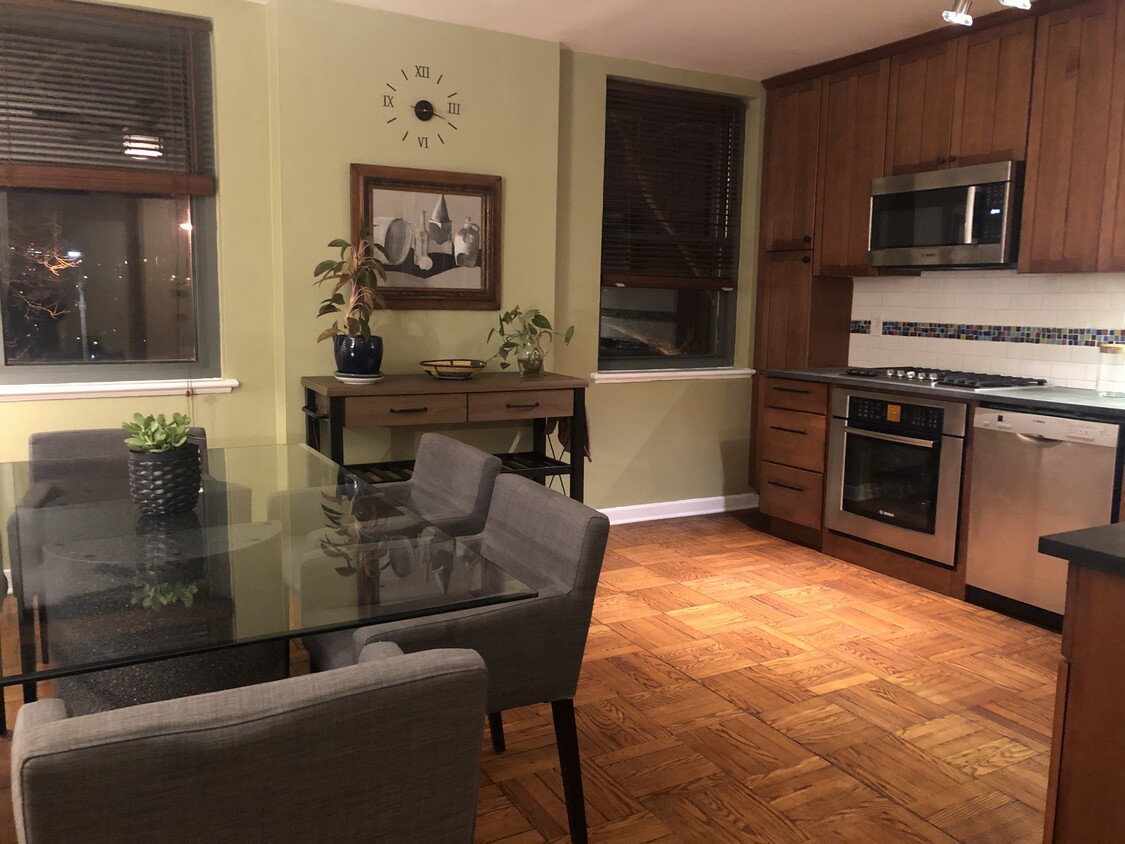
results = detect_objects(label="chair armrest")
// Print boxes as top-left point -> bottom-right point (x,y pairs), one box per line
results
358,642 -> 405,663
14,699 -> 68,734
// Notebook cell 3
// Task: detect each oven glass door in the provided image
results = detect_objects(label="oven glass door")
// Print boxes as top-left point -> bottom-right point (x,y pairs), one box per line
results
870,182 -> 1008,250
841,427 -> 942,534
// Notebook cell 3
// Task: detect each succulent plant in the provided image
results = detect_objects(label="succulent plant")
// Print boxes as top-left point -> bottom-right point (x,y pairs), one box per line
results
122,412 -> 192,453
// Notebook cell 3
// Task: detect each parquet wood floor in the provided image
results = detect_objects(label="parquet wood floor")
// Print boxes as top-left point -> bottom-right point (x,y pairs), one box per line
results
0,514 -> 1059,842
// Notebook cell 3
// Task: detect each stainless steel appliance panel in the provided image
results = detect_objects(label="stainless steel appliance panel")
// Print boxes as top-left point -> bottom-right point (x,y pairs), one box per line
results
966,409 -> 1119,614
825,389 -> 967,567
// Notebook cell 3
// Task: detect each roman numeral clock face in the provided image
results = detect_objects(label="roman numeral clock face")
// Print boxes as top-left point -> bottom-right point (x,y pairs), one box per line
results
382,65 -> 462,150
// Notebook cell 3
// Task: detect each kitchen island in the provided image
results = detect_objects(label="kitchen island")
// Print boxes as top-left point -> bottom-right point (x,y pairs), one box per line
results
1038,523 -> 1125,843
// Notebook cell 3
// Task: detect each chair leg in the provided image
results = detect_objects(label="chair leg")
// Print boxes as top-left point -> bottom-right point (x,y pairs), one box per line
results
37,602 -> 49,663
487,711 -> 506,753
551,699 -> 587,844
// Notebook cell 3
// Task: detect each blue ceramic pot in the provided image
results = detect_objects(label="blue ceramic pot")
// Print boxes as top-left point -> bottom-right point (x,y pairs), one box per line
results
333,335 -> 384,375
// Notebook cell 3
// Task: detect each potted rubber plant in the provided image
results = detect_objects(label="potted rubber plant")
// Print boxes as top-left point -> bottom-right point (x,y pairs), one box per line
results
121,412 -> 201,516
314,229 -> 387,380
487,306 -> 574,375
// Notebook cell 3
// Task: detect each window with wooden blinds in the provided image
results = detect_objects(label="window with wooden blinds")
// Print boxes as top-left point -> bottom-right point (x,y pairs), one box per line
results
0,0 -> 215,196
598,80 -> 745,371
601,80 -> 745,289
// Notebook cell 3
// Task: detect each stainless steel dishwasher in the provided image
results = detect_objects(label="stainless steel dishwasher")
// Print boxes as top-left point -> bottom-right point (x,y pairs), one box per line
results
966,408 -> 1121,617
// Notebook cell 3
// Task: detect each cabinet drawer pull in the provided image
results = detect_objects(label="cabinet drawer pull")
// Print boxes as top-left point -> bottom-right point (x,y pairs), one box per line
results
505,402 -> 541,409
389,407 -> 429,414
773,387 -> 810,395
801,255 -> 811,264
768,480 -> 806,493
769,425 -> 808,435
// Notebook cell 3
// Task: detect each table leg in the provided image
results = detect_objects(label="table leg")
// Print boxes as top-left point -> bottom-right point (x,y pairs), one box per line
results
532,418 -> 547,488
328,396 -> 345,465
571,389 -> 585,502
304,387 -> 321,452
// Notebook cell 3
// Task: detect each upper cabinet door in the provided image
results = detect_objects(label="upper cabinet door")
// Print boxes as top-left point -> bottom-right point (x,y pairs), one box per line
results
815,59 -> 890,277
1098,2 -> 1125,271
761,79 -> 821,252
885,41 -> 960,175
949,18 -> 1035,168
1021,0 -> 1118,274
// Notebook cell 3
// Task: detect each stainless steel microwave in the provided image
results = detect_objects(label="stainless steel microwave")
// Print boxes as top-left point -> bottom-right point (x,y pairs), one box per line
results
868,161 -> 1022,269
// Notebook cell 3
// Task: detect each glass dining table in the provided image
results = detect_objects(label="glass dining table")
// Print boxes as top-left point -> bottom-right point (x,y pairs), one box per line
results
0,443 -> 534,731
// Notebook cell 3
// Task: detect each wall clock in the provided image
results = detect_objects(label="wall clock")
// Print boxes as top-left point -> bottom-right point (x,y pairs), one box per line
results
382,65 -> 462,150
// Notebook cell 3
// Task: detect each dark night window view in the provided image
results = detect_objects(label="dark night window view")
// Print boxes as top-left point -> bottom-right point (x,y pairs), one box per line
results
1,189 -> 197,366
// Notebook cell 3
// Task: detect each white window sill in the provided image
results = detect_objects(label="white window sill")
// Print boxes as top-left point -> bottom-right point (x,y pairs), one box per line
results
590,368 -> 755,385
0,378 -> 240,402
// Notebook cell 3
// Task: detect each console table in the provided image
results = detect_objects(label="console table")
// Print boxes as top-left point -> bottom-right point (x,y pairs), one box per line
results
301,372 -> 588,501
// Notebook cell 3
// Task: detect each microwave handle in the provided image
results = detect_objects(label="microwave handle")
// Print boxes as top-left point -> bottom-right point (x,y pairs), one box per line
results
844,425 -> 936,449
963,184 -> 977,245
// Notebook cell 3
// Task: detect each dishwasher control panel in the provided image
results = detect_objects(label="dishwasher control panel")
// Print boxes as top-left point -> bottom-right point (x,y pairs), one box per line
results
975,409 -> 1121,447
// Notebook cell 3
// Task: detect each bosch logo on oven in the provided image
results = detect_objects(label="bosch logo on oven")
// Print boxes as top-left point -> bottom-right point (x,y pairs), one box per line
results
878,510 -> 896,519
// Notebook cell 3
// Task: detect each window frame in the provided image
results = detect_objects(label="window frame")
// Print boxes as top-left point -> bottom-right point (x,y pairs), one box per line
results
597,78 -> 747,372
0,0 -> 219,385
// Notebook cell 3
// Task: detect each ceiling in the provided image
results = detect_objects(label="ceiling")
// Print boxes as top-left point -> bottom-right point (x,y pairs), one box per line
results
341,0 -> 968,81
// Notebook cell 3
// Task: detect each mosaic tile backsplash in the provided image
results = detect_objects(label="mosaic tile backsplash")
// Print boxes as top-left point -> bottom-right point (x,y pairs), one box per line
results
849,271 -> 1125,390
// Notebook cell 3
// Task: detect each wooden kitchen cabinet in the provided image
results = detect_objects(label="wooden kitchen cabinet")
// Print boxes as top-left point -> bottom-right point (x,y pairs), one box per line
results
761,78 -> 821,252
753,250 -> 852,371
1021,0 -> 1119,274
885,40 -> 961,175
815,59 -> 889,277
1098,0 -> 1125,271
884,19 -> 1034,175
757,377 -> 829,532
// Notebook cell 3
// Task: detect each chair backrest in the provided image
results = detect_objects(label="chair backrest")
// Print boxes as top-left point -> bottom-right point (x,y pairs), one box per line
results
12,648 -> 487,844
480,474 -> 609,600
29,426 -> 209,479
406,433 -> 502,536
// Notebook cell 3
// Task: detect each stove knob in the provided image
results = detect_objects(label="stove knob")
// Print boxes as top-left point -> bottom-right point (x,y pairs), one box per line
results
895,369 -> 905,378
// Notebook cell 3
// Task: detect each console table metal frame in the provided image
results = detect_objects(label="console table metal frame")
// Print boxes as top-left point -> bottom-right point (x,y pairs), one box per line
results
301,372 -> 588,501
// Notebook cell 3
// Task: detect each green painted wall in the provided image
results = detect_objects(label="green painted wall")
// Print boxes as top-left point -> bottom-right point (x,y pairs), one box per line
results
553,51 -> 765,508
0,0 -> 765,511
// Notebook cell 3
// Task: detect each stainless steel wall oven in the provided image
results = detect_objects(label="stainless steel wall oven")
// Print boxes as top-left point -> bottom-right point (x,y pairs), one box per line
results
825,389 -> 967,567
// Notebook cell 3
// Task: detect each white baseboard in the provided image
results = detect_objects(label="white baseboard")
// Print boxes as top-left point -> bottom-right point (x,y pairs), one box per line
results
599,492 -> 760,525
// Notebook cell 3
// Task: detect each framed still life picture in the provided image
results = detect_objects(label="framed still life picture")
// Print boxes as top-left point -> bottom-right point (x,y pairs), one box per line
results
349,164 -> 502,309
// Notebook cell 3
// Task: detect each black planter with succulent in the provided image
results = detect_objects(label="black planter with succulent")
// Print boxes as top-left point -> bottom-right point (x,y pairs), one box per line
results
314,229 -> 387,382
122,412 -> 201,516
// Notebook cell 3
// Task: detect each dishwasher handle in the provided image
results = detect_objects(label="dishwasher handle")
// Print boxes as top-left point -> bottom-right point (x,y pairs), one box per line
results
1015,433 -> 1064,446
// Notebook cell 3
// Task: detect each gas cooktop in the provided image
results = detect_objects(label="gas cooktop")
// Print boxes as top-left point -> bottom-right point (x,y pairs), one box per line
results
845,366 -> 1049,391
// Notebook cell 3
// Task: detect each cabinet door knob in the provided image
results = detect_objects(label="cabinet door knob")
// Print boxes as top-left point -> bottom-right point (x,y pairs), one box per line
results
803,235 -> 812,243
937,156 -> 947,165
801,256 -> 811,264
947,154 -> 958,164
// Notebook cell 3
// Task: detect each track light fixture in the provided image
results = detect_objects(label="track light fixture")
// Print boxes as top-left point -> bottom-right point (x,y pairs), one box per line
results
943,0 -> 1033,26
942,0 -> 974,26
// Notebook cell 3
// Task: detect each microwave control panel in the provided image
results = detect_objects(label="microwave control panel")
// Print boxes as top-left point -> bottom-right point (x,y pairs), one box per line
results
848,396 -> 944,434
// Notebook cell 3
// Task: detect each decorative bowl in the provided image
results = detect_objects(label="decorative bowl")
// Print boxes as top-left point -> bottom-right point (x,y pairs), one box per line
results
419,358 -> 487,380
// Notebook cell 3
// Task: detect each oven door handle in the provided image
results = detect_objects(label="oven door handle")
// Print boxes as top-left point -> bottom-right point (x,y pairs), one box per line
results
844,426 -> 936,449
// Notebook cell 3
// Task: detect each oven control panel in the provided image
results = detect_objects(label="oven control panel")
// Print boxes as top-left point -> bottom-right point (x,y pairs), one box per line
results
849,396 -> 944,434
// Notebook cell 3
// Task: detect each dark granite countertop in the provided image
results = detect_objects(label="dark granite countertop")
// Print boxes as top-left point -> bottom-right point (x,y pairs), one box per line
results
1040,523 -> 1125,578
764,367 -> 1125,421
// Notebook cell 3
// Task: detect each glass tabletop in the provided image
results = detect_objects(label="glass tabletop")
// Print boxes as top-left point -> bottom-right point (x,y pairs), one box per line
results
0,443 -> 535,686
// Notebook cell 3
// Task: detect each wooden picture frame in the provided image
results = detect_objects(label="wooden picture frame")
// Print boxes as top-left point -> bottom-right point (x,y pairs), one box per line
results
350,164 -> 502,310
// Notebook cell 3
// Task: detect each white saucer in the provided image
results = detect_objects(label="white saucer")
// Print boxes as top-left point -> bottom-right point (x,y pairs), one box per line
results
334,371 -> 384,385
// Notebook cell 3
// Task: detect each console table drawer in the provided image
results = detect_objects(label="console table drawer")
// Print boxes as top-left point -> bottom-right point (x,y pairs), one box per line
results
468,390 -> 573,422
347,394 -> 467,427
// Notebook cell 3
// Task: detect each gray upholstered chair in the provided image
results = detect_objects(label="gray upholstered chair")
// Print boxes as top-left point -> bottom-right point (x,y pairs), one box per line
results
304,474 -> 610,844
11,644 -> 487,844
378,433 -> 502,537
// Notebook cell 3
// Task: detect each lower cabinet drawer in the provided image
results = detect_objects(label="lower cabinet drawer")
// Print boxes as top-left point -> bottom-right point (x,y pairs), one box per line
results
346,394 -> 467,426
759,406 -> 827,472
468,390 -> 573,422
759,462 -> 824,530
